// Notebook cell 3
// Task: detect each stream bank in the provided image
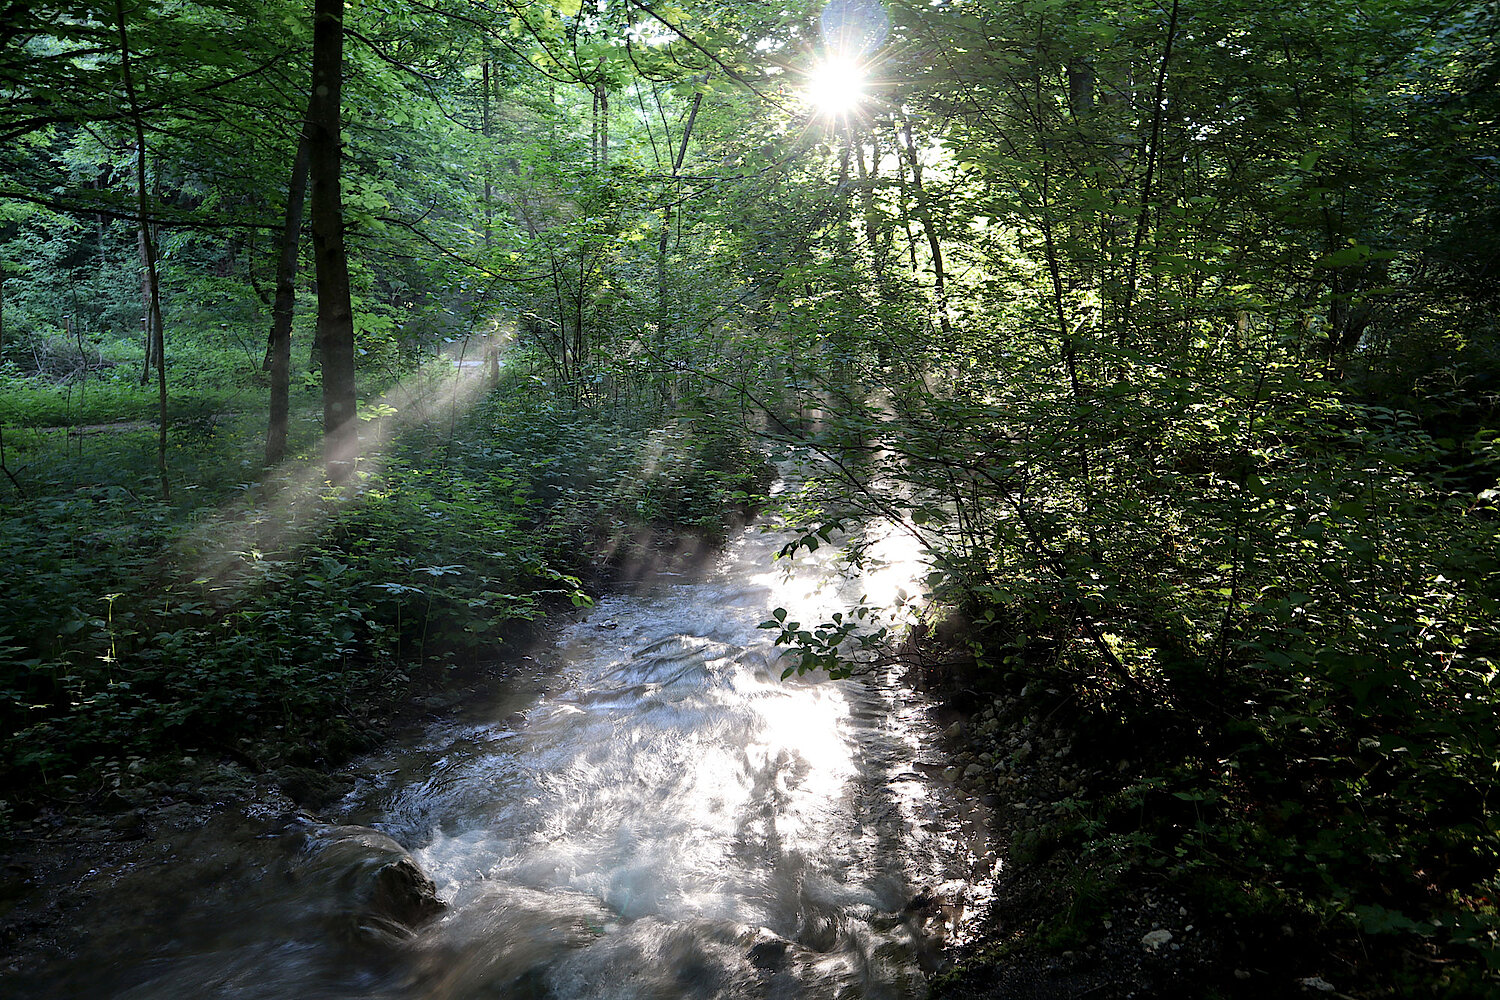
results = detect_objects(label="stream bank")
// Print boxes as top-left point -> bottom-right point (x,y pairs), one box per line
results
915,630 -> 1488,1000
916,665 -> 1232,1000
0,536 -> 704,986
2,513 -> 993,998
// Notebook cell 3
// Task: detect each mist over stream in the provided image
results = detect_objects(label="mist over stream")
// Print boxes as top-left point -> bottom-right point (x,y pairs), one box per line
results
13,514 -> 995,999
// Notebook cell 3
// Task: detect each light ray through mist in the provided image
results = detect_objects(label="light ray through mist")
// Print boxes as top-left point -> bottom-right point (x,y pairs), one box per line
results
174,327 -> 512,593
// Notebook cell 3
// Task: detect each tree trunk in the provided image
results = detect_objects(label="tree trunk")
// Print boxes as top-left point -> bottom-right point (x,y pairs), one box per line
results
1067,57 -> 1095,117
137,219 -> 156,385
853,133 -> 884,279
308,0 -> 358,483
481,58 -> 493,247
656,83 -> 703,382
113,0 -> 168,500
897,114 -> 952,340
892,141 -> 921,273
1120,0 -> 1181,343
264,127 -> 311,466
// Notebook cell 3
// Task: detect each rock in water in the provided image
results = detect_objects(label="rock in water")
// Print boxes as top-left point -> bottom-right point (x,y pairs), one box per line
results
289,820 -> 445,938
370,854 -> 444,928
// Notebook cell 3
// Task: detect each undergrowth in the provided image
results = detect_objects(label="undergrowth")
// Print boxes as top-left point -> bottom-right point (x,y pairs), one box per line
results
0,355 -> 771,813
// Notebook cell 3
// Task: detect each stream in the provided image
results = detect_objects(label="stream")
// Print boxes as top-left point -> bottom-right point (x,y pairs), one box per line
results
9,514 -> 995,999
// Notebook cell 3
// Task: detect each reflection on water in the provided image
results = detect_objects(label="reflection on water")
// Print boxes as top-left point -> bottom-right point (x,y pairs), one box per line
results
12,518 -> 993,999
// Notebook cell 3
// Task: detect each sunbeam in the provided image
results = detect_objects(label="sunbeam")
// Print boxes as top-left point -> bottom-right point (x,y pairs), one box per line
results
174,327 -> 512,594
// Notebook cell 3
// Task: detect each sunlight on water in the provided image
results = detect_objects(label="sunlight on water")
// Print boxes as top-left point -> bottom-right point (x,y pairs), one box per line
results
362,510 -> 992,998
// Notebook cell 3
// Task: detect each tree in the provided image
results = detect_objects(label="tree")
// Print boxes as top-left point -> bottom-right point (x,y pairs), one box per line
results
111,0 -> 168,498
264,129 -> 309,466
307,0 -> 358,483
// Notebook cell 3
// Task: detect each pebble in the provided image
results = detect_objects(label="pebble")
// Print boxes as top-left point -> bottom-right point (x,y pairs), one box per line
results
1141,929 -> 1173,951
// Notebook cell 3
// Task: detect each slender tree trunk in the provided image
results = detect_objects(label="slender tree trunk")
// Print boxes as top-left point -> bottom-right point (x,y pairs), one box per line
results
591,86 -> 600,169
1037,156 -> 1100,561
892,142 -> 921,273
481,58 -> 493,247
897,114 -> 952,340
308,0 -> 358,483
264,128 -> 311,466
0,424 -> 20,498
0,307 -> 22,494
113,0 -> 168,500
853,133 -> 884,281
657,84 -> 703,374
137,220 -> 156,385
574,249 -> 586,389
1120,0 -> 1180,343
1067,57 -> 1095,116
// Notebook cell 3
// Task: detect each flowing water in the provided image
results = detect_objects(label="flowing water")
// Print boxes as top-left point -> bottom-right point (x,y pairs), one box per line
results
10,516 -> 993,999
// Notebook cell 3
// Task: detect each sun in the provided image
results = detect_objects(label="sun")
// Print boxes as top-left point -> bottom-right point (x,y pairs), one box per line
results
804,56 -> 868,117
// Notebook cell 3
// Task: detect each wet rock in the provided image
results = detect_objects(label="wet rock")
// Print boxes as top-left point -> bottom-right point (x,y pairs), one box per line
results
905,881 -> 968,951
748,937 -> 790,971
371,855 -> 444,928
108,809 -> 149,839
420,692 -> 463,712
294,822 -> 444,935
275,766 -> 354,810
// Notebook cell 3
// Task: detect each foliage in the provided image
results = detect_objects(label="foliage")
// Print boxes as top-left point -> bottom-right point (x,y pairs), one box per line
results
712,0 -> 1500,989
1,0 -> 1497,990
0,350 -> 768,800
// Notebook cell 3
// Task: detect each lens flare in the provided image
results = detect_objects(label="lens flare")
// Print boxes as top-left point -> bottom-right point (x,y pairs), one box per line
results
805,56 -> 867,117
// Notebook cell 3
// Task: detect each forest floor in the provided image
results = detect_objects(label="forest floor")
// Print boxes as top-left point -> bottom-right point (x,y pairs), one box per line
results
924,677 -> 1282,1000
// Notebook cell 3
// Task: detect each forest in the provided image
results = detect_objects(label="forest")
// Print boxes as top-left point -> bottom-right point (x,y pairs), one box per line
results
1,0 -> 1497,996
